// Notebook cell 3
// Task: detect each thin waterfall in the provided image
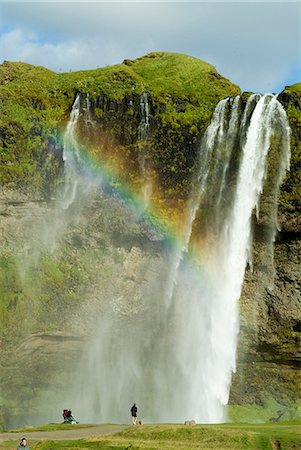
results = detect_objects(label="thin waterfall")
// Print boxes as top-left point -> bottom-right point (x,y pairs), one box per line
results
164,97 -> 233,305
17,94 -> 89,270
138,93 -> 152,207
84,92 -> 94,127
37,94 -> 98,254
216,95 -> 241,208
61,93 -> 98,209
72,93 -> 290,424
61,93 -> 82,209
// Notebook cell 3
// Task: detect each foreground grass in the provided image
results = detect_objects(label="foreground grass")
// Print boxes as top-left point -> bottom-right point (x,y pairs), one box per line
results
7,423 -> 101,433
1,423 -> 300,450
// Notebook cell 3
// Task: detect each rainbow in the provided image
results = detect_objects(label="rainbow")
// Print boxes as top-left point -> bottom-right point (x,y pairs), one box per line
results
59,131 -> 217,271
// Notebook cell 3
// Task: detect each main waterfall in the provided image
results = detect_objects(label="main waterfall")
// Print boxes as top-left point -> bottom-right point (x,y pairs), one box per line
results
71,93 -> 290,424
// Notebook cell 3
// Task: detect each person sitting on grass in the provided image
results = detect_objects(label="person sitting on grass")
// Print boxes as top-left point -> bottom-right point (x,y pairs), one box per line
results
63,408 -> 79,424
63,409 -> 69,422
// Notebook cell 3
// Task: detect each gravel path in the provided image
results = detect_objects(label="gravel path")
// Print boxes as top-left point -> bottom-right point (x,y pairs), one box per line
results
0,424 -> 129,443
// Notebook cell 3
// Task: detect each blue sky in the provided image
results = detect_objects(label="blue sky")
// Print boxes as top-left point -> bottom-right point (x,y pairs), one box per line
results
0,1 -> 300,93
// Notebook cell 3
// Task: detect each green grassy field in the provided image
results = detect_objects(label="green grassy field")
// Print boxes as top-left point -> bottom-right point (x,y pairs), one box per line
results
1,423 -> 300,450
6,423 -> 101,433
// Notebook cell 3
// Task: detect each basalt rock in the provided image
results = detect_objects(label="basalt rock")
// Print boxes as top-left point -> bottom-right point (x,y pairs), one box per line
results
0,54 -> 300,426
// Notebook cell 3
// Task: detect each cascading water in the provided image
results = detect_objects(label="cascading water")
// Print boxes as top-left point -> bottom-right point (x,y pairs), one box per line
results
41,93 -> 96,251
16,94 -> 89,272
163,98 -> 231,305
184,94 -> 290,422
138,93 -> 152,207
61,93 -> 84,209
59,93 -> 97,216
73,93 -> 290,424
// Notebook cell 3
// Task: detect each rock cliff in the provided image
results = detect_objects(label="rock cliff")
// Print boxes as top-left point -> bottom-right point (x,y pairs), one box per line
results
0,53 -> 299,427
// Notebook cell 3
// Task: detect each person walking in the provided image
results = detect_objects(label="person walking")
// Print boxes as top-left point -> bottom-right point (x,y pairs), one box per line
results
17,437 -> 30,449
131,403 -> 138,425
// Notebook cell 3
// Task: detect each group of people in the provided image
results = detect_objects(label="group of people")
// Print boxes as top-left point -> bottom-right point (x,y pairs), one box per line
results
62,408 -> 79,424
62,405 -> 139,425
15,404 -> 139,449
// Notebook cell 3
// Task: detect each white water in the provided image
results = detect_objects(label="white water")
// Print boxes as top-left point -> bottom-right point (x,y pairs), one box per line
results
16,94 -> 86,275
69,94 -> 290,424
61,93 -> 82,209
21,93 -> 100,278
60,94 -> 97,210
138,93 -> 152,207
164,97 -> 236,307
42,93 -> 96,249
180,94 -> 291,422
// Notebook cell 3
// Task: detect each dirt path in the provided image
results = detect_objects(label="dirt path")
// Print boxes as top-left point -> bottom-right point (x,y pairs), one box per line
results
0,424 -> 129,443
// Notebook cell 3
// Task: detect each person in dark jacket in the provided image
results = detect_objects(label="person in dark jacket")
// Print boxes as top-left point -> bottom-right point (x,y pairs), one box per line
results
17,437 -> 30,449
131,403 -> 138,425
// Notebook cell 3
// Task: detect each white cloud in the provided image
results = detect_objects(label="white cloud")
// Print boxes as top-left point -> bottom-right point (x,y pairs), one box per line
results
0,2 -> 300,92
0,29 -> 129,71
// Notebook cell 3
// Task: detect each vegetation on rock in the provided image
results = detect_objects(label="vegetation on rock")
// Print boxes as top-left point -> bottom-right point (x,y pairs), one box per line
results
0,52 -> 300,428
278,82 -> 301,231
0,52 -> 239,199
1,423 -> 301,449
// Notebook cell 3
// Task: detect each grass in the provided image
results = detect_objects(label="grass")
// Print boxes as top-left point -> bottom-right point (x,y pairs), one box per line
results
124,52 -> 239,125
283,82 -> 301,95
1,422 -> 300,450
278,81 -> 301,216
0,52 -> 240,191
228,402 -> 301,423
7,423 -> 101,432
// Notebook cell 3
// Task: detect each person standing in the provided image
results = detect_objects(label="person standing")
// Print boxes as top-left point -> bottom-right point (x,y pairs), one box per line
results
131,403 -> 138,425
17,437 -> 30,449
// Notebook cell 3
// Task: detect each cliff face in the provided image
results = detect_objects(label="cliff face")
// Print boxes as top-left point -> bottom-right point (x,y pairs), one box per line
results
278,83 -> 301,232
0,53 -> 239,200
0,190 -> 169,426
229,85 -> 301,408
0,53 -> 300,427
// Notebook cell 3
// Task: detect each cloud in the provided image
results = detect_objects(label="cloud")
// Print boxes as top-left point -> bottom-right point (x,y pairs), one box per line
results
0,29 -> 130,71
0,2 -> 300,92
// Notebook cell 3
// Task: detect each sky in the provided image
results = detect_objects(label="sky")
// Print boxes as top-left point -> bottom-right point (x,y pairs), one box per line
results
0,1 -> 300,93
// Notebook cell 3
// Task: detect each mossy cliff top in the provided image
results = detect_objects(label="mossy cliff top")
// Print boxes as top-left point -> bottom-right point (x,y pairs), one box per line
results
0,52 -> 240,196
0,53 -> 299,228
0,51 -> 239,110
0,52 -> 239,131
278,82 -> 301,231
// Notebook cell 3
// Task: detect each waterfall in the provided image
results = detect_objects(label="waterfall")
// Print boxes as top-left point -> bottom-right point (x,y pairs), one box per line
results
42,94 -> 99,251
16,94 -> 88,270
60,93 -> 98,209
84,92 -> 93,126
170,94 -> 290,422
138,93 -> 152,207
164,97 -> 238,306
61,93 -> 82,209
73,94 -> 290,424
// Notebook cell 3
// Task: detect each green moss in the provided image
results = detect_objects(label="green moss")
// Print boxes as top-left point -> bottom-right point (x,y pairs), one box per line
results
0,52 -> 240,197
131,52 -> 239,126
283,82 -> 301,95
278,83 -> 301,222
